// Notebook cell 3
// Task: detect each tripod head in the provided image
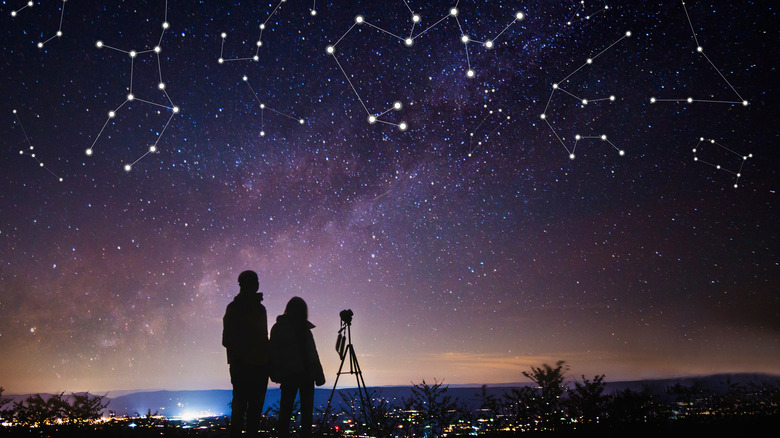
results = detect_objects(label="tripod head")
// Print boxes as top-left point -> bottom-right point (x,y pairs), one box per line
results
339,309 -> 354,326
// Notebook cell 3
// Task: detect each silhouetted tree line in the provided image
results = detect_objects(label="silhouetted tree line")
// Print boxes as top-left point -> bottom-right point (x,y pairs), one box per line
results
0,387 -> 107,427
0,387 -> 207,437
330,361 -> 780,437
3,363 -> 779,436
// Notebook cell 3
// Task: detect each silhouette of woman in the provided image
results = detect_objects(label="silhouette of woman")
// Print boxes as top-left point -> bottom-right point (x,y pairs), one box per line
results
270,296 -> 326,438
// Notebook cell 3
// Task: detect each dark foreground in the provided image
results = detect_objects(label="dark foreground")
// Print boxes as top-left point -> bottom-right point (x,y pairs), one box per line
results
1,415 -> 777,438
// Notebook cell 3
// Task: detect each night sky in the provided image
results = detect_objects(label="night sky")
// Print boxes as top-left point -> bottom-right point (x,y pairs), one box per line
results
1,0 -> 777,395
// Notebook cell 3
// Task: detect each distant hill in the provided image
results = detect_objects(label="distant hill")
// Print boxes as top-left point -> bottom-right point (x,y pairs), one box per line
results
5,373 -> 778,419
100,372 -> 780,418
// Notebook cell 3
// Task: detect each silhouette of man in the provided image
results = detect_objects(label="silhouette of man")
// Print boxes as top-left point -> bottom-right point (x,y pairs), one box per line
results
222,270 -> 269,437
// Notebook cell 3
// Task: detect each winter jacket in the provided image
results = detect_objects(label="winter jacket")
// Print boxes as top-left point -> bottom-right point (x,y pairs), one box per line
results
222,292 -> 268,365
269,314 -> 325,385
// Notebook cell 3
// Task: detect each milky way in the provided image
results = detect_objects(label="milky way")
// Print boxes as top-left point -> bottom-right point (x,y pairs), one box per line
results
0,0 -> 777,394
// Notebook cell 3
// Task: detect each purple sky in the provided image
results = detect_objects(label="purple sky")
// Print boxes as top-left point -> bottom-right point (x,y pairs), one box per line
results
1,0 -> 777,394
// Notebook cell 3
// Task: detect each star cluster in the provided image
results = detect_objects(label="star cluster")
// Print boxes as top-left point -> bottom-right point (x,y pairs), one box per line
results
0,0 -> 777,393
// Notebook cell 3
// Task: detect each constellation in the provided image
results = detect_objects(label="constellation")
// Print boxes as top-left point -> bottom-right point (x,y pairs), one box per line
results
86,1 -> 179,172
12,110 -> 64,182
540,31 -> 631,159
566,1 -> 610,27
241,75 -> 305,137
10,1 -> 34,17
649,1 -> 748,106
468,107 -> 511,157
692,138 -> 752,188
10,0 -> 68,48
218,0 -> 291,63
326,1 -> 526,130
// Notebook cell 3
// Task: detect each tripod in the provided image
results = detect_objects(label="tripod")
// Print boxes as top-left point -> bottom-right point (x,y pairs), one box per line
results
323,317 -> 372,428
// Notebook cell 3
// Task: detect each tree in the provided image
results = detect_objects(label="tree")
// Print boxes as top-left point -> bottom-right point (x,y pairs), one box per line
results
404,379 -> 461,437
521,360 -> 569,429
0,387 -> 10,406
368,391 -> 402,438
11,392 -> 68,427
567,374 -> 609,424
608,387 -> 658,425
338,389 -> 400,438
523,360 -> 568,402
502,385 -> 539,430
398,396 -> 416,438
67,392 -> 108,424
0,387 -> 12,421
1,390 -> 108,429
476,385 -> 505,432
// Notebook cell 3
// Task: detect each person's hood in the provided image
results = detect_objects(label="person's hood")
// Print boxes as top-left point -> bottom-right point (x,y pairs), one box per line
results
276,313 -> 315,329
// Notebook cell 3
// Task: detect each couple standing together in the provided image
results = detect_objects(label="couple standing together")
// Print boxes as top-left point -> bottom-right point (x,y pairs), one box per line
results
222,270 -> 326,438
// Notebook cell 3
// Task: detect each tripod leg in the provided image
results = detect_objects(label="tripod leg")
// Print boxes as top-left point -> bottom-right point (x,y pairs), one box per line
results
347,345 -> 373,425
323,345 -> 349,427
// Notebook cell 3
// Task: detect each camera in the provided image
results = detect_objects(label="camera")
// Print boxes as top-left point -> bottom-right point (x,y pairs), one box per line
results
339,309 -> 354,325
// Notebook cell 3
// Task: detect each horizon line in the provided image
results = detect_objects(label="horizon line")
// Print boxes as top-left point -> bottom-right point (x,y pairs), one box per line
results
5,371 -> 779,397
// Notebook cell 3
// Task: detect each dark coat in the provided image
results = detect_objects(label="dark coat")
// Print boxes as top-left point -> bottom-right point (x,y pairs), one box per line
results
222,292 -> 268,365
269,314 -> 325,385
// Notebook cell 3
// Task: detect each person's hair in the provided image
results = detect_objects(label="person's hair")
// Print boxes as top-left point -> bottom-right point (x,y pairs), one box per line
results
285,296 -> 308,321
237,270 -> 258,288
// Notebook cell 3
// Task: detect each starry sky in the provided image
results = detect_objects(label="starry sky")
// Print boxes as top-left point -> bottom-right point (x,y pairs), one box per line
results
0,0 -> 777,394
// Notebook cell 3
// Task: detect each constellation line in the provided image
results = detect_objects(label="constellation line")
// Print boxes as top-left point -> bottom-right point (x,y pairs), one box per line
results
10,0 -> 68,48
12,109 -> 64,181
540,31 -> 631,159
692,137 -> 752,188
242,75 -> 305,137
566,1 -> 610,27
326,2 -> 526,130
218,0 -> 292,63
86,0 -> 179,172
649,1 -> 748,106
10,1 -> 34,17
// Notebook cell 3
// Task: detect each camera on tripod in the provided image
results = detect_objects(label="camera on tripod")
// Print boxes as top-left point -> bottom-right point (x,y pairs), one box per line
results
325,309 -> 372,425
339,309 -> 354,326
335,309 -> 353,359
